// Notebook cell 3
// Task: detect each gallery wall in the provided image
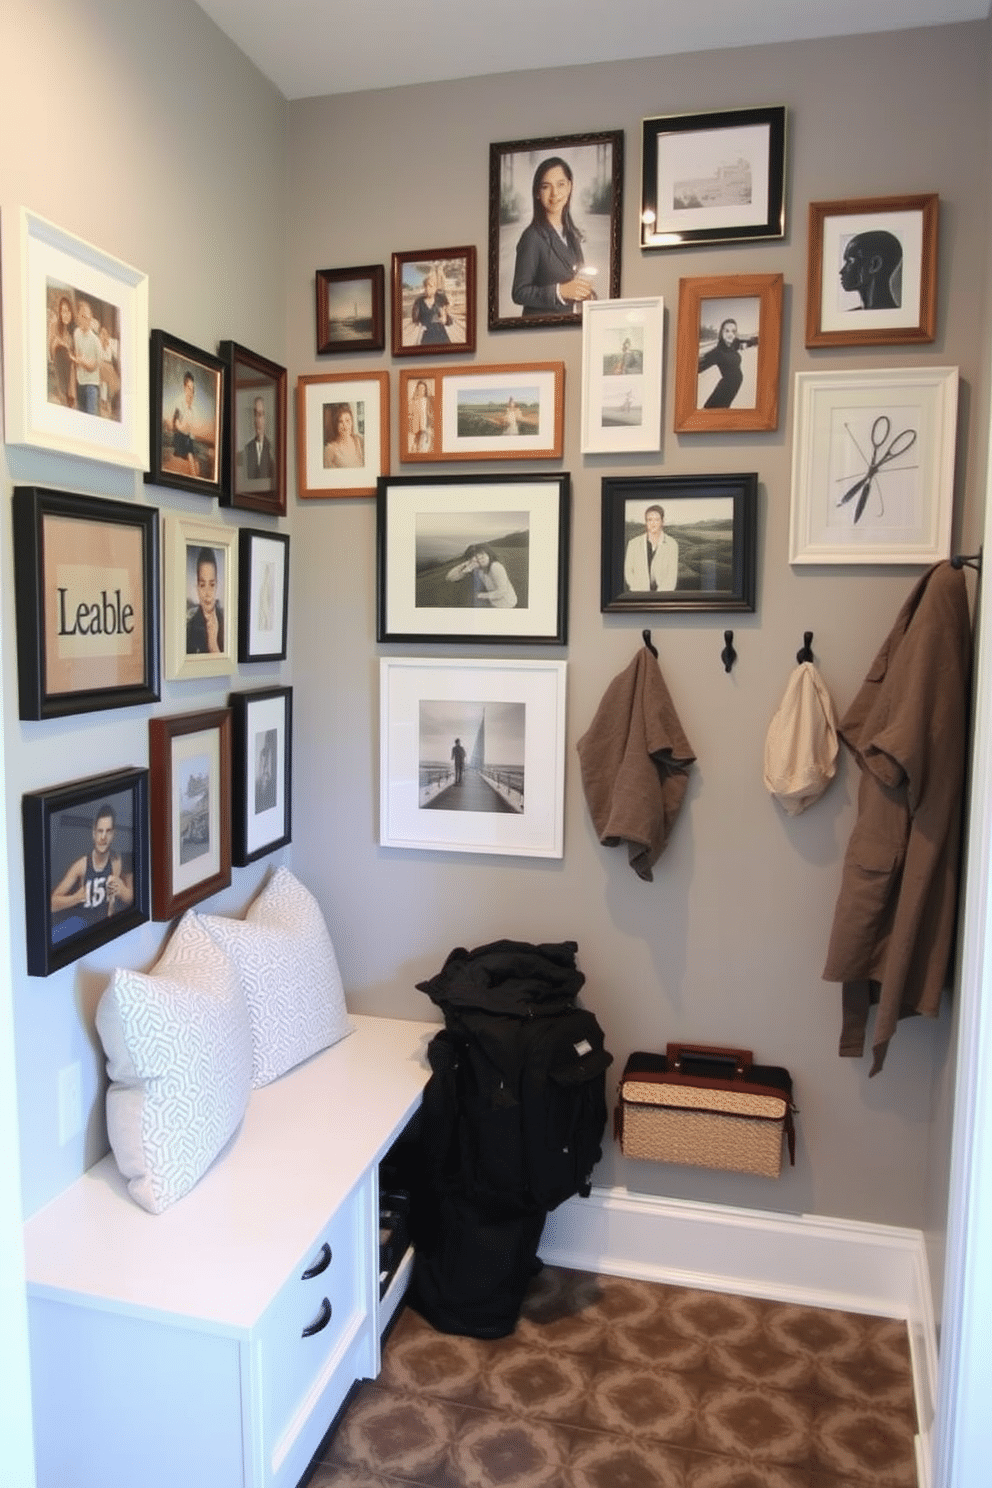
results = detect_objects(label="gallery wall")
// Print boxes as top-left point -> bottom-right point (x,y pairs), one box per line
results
0,0 -> 988,1276
284,20 -> 991,1241
0,0 -> 290,1216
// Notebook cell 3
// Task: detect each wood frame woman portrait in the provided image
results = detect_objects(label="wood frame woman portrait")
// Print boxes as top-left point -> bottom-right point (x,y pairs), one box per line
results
296,370 -> 390,498
391,247 -> 476,357
674,274 -> 783,433
489,131 -> 624,330
805,194 -> 938,347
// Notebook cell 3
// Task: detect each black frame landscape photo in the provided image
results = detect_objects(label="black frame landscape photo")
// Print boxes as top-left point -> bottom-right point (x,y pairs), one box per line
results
641,106 -> 786,250
377,471 -> 570,645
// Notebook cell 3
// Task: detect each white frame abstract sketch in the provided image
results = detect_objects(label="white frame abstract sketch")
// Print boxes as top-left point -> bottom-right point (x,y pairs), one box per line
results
789,367 -> 958,565
379,657 -> 567,858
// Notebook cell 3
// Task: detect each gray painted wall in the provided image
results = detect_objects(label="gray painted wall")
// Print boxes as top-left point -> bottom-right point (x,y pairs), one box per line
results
0,3 -> 987,1257
284,24 -> 990,1232
0,0 -> 289,1217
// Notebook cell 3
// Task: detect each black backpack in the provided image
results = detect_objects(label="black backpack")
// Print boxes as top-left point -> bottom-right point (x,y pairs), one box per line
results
429,1002 -> 612,1213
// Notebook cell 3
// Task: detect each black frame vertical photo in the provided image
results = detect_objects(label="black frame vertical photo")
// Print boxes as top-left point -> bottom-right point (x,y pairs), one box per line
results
218,339 -> 287,516
229,686 -> 293,866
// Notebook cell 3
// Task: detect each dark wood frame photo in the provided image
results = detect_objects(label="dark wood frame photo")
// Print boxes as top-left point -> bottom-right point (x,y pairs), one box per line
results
238,527 -> 289,663
391,246 -> 477,357
146,329 -> 225,496
601,473 -> 758,613
377,472 -> 570,645
22,767 -> 149,977
229,686 -> 293,866
805,193 -> 939,347
488,130 -> 624,330
149,708 -> 232,921
12,485 -> 160,721
674,273 -> 783,433
316,263 -> 385,354
218,339 -> 287,516
641,106 -> 786,250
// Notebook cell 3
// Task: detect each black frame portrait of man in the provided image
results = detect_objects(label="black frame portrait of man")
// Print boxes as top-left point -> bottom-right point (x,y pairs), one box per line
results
488,130 -> 623,331
601,473 -> 757,614
218,339 -> 287,516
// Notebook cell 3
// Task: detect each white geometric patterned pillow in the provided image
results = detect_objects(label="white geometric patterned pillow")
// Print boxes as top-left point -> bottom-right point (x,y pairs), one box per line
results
95,911 -> 253,1214
199,866 -> 353,1088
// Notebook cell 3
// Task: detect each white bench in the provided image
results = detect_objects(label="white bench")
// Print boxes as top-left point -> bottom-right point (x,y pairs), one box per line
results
23,1014 -> 435,1488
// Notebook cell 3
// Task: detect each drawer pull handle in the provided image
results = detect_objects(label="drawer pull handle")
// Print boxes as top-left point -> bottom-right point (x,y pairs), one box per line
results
301,1242 -> 332,1280
302,1298 -> 332,1338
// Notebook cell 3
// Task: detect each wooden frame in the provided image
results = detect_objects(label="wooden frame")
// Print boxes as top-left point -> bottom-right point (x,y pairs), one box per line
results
229,686 -> 293,866
674,274 -> 783,432
164,514 -> 238,681
806,194 -> 939,347
22,767 -> 149,977
377,472 -> 570,644
1,206 -> 149,468
581,297 -> 664,454
238,528 -> 289,663
218,339 -> 287,515
399,361 -> 564,462
391,246 -> 476,357
488,130 -> 624,330
641,106 -> 786,250
316,264 -> 385,354
601,473 -> 758,613
146,329 -> 225,495
379,657 -> 567,858
149,708 -> 232,920
296,370 -> 389,498
12,485 -> 160,720
789,367 -> 959,565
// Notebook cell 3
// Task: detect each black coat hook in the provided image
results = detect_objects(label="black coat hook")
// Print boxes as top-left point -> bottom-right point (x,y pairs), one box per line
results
721,630 -> 736,673
951,550 -> 982,572
642,629 -> 658,658
796,631 -> 814,664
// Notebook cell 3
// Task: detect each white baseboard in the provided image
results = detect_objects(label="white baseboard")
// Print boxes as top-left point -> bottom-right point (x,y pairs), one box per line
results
540,1185 -> 936,1487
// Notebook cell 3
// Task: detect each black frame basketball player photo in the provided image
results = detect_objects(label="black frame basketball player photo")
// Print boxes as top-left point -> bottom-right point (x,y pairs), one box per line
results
22,767 -> 150,977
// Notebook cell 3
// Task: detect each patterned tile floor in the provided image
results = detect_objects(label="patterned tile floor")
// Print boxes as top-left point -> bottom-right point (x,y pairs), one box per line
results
307,1266 -> 918,1488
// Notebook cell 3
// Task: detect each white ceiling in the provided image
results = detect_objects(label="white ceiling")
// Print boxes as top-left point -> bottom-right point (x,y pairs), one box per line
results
194,0 -> 988,100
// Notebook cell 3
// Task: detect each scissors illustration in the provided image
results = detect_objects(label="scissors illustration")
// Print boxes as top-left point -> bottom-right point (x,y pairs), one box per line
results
837,415 -> 917,524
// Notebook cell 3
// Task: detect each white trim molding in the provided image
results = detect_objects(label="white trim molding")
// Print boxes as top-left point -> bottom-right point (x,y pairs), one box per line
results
540,1185 -> 936,1486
